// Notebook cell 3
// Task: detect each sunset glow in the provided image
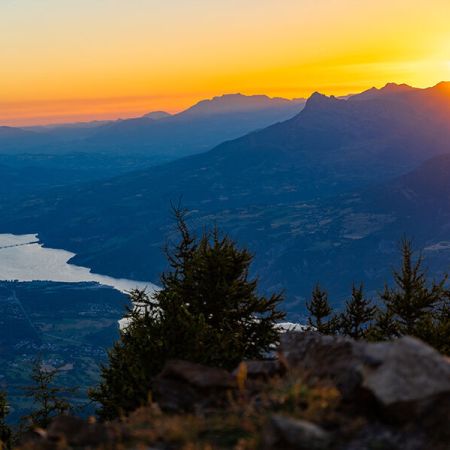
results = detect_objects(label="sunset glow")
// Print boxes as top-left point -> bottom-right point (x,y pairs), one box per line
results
1,0 -> 449,126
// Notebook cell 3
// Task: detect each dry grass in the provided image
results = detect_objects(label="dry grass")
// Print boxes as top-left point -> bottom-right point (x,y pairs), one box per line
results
119,368 -> 345,450
15,367 -> 365,450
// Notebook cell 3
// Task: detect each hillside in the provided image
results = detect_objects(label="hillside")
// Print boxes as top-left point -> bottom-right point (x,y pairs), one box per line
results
0,153 -> 164,199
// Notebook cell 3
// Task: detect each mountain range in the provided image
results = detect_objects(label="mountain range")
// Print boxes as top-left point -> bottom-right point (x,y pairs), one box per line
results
0,82 -> 449,316
77,93 -> 307,157
0,93 -> 306,197
1,94 -> 306,158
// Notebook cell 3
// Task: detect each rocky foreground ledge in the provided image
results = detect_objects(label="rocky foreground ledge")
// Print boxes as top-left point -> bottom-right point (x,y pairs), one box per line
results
20,332 -> 450,449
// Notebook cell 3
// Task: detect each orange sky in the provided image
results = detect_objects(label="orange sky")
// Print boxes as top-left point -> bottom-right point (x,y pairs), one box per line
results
1,0 -> 449,126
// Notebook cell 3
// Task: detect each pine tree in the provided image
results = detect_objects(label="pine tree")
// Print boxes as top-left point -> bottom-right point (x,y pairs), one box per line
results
366,308 -> 398,341
89,289 -> 166,420
432,293 -> 450,355
339,284 -> 376,339
91,208 -> 285,420
306,284 -> 338,334
414,290 -> 450,355
0,391 -> 11,450
376,239 -> 446,337
21,360 -> 73,429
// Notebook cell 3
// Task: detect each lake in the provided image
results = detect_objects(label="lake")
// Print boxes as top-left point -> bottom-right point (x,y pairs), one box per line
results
0,233 -> 158,293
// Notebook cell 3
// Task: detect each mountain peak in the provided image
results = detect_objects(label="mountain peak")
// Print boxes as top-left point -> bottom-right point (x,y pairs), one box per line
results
433,81 -> 450,92
381,82 -> 414,92
182,93 -> 281,116
304,92 -> 340,111
349,82 -> 416,101
142,111 -> 171,120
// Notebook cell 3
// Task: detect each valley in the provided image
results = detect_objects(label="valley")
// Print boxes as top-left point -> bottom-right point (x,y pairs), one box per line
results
0,280 -> 130,423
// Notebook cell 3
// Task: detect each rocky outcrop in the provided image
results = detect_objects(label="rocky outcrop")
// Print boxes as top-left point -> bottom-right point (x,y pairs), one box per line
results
361,336 -> 450,420
280,332 -> 362,397
280,332 -> 450,424
152,359 -> 236,411
265,415 -> 331,449
18,333 -> 450,450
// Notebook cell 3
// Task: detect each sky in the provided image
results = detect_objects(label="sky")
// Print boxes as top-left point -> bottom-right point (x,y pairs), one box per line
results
1,0 -> 449,126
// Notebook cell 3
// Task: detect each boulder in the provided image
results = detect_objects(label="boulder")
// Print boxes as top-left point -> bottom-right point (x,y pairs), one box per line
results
360,336 -> 450,420
280,332 -> 450,422
265,414 -> 331,449
279,332 -> 366,398
152,360 -> 236,412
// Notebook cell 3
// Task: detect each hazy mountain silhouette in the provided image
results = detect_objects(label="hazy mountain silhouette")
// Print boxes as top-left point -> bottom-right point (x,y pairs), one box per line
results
0,126 -> 52,150
142,111 -> 172,120
0,94 -> 306,158
180,93 -> 303,115
348,82 -> 418,101
85,93 -> 306,157
26,120 -> 114,142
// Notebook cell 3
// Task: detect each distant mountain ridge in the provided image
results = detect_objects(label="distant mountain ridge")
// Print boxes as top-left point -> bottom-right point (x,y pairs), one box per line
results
0,93 -> 306,158
142,111 -> 171,120
181,93 -> 304,116
0,126 -> 52,151
0,126 -> 39,140
86,93 -> 306,157
349,82 -> 418,101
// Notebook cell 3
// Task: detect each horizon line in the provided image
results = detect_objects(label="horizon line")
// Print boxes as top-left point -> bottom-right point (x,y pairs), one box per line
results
2,79 -> 447,128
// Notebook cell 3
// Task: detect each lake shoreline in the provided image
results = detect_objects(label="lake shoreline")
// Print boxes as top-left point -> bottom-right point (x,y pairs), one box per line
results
0,233 -> 157,294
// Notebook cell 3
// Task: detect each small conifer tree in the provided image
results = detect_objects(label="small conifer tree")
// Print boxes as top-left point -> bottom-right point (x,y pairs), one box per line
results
366,308 -> 398,341
432,293 -> 450,354
376,239 -> 446,337
304,240 -> 449,355
339,284 -> 376,339
21,360 -> 73,429
306,284 -> 338,334
413,291 -> 450,355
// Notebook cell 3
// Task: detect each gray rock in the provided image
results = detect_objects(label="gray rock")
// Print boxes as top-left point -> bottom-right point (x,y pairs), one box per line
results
279,331 -> 365,397
152,360 -> 236,412
360,336 -> 450,420
280,332 -> 450,423
266,414 -> 331,449
157,359 -> 235,389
